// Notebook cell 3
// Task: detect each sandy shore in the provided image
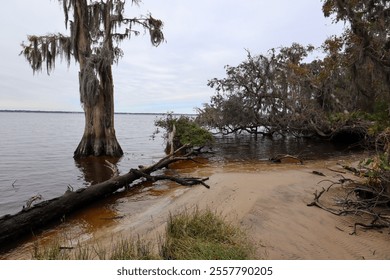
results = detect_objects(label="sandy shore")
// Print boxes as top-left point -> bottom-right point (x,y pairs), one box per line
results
3,153 -> 390,259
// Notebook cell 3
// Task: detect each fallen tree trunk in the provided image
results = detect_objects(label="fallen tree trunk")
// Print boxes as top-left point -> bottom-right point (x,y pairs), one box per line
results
0,146 -> 209,250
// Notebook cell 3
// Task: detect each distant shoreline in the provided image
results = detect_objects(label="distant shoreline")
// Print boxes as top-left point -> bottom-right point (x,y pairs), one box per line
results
0,110 -> 196,116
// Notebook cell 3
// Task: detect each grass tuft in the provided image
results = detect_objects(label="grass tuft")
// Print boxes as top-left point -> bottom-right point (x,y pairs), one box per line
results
160,208 -> 253,260
109,237 -> 156,260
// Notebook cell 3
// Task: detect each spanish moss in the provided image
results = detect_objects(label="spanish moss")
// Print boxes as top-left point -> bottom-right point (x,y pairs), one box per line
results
21,0 -> 165,157
22,1 -> 165,86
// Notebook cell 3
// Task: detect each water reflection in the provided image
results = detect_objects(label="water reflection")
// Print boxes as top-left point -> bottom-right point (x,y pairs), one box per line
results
74,156 -> 121,186
71,156 -> 127,229
1,157 -> 127,257
212,134 -> 355,162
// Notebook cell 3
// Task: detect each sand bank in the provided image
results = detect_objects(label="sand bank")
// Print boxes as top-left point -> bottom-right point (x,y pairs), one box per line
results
3,154 -> 390,259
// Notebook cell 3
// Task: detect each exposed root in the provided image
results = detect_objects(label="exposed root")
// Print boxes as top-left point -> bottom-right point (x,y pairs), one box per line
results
308,176 -> 390,234
351,222 -> 389,236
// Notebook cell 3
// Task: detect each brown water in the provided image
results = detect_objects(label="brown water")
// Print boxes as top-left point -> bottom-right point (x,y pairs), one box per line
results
0,111 -> 359,217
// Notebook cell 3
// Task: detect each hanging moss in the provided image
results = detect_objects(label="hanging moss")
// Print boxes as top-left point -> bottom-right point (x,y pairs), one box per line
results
79,61 -> 100,107
22,0 -> 164,77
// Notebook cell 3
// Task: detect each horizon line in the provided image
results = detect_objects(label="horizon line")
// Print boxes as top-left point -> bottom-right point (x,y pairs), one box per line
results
0,109 -> 197,115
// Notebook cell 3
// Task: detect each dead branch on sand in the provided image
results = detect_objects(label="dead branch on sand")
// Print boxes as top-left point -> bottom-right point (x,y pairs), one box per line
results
307,173 -> 390,235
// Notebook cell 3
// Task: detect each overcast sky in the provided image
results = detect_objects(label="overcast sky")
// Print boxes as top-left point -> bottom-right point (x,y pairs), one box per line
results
0,0 -> 345,114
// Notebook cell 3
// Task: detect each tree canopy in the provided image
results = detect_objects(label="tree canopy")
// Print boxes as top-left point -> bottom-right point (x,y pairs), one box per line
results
21,0 -> 164,108
197,44 -> 331,137
197,0 -> 390,142
21,0 -> 164,71
323,0 -> 390,112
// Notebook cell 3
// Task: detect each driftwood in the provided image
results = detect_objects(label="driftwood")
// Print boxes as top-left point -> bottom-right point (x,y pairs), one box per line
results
307,176 -> 390,235
0,145 -> 209,250
312,171 -> 326,177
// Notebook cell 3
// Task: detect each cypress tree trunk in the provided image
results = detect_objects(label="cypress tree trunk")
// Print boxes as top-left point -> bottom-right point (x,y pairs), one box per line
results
21,0 -> 164,158
73,1 -> 123,158
74,66 -> 123,158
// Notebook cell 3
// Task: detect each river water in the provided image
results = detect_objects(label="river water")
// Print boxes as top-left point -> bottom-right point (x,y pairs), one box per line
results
0,111 -> 356,217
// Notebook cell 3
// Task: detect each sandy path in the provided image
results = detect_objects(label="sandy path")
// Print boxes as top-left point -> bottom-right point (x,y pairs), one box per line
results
2,155 -> 390,259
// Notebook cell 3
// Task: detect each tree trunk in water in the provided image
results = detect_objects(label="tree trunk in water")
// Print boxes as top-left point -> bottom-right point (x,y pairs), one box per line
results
74,66 -> 123,158
72,1 -> 123,158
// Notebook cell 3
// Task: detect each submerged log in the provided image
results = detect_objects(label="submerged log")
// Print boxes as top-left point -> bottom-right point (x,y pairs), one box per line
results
0,145 -> 209,249
270,154 -> 303,164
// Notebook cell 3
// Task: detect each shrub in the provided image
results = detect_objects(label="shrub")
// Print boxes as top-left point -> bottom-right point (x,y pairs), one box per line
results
154,113 -> 214,153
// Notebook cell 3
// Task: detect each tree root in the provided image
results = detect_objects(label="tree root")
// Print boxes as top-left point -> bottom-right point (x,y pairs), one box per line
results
308,178 -> 390,235
351,222 -> 389,235
307,188 -> 351,216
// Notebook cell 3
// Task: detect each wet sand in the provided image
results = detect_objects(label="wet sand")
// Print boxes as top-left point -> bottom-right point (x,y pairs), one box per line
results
2,154 -> 390,259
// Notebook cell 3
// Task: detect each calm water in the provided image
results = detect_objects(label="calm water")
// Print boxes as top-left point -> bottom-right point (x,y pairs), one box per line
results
0,112 -> 356,216
0,112 -> 166,216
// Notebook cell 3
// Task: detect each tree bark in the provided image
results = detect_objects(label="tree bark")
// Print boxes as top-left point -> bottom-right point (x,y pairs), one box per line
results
74,67 -> 123,158
73,1 -> 123,158
0,147 -> 207,250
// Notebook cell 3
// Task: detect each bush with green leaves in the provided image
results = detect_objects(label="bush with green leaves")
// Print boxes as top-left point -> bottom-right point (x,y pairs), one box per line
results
154,113 -> 214,152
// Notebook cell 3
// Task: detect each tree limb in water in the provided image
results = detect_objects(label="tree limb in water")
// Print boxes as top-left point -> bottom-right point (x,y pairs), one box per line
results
131,168 -> 210,189
0,145 -> 208,250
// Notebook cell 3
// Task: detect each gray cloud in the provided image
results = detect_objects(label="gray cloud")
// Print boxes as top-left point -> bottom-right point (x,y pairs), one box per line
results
0,0 -> 344,113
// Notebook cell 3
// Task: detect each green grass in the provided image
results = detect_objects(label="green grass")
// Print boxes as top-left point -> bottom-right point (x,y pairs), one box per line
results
32,240 -> 96,260
32,238 -> 157,260
109,237 -> 156,260
31,209 -> 254,260
160,208 -> 253,260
